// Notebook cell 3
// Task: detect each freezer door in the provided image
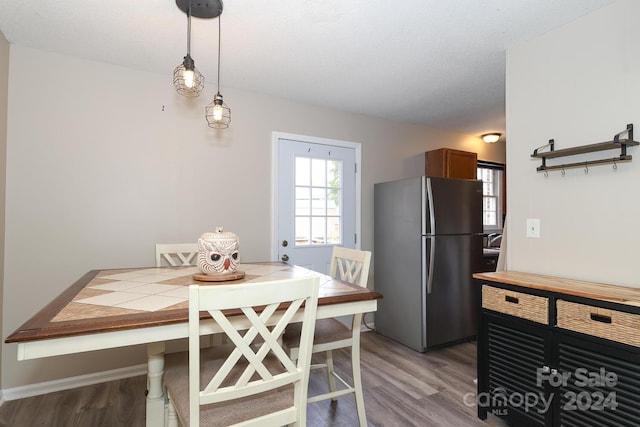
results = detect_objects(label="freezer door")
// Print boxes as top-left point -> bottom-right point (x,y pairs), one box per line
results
424,233 -> 483,349
425,177 -> 483,235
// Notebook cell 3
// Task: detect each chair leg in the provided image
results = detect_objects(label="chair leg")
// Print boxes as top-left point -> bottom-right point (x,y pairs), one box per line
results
351,343 -> 367,427
167,394 -> 179,427
350,313 -> 367,426
325,350 -> 338,401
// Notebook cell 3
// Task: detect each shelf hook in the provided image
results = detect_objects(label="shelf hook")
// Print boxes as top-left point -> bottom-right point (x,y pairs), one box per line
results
613,158 -> 618,171
561,165 -> 565,177
544,170 -> 548,178
584,162 -> 589,175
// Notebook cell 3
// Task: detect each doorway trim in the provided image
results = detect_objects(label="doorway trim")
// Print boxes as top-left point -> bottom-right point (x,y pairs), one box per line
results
271,131 -> 362,260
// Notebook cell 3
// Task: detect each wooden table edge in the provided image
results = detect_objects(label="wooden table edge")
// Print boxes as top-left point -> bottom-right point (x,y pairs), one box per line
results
6,265 -> 383,343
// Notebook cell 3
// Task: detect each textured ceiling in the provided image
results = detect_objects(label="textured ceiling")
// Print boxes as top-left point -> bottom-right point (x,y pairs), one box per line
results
0,0 -> 613,137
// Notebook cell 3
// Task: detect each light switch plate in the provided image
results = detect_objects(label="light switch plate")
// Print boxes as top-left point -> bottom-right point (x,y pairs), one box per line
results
526,219 -> 541,238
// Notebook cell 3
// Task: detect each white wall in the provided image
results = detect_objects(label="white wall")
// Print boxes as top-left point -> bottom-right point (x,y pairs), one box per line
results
0,30 -> 9,390
506,0 -> 640,286
2,45 -> 505,389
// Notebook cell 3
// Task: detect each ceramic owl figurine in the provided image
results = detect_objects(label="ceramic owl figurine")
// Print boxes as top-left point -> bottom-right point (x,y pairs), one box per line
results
197,227 -> 240,275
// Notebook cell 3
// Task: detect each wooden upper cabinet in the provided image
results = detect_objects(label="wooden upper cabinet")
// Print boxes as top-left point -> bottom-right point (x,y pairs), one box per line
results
424,148 -> 478,179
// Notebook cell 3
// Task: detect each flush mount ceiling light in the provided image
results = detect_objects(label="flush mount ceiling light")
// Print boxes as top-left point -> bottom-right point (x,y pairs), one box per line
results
482,133 -> 501,144
173,0 -> 223,97
205,10 -> 231,129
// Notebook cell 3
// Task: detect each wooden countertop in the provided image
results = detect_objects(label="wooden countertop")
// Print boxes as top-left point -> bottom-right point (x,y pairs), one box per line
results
473,271 -> 640,307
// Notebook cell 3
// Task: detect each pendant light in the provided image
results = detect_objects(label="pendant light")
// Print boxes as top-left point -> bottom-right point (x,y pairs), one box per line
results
173,0 -> 223,96
205,13 -> 231,129
173,1 -> 204,96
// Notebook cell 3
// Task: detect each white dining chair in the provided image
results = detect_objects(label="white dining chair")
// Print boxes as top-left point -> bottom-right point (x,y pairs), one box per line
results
155,243 -> 199,267
156,242 -> 226,350
163,276 -> 320,427
284,246 -> 372,427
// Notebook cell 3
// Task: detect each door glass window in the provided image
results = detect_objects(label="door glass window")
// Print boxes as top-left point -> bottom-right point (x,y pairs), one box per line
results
295,157 -> 342,246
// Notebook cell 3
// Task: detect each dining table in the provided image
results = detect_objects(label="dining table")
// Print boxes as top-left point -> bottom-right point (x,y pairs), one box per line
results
5,262 -> 382,427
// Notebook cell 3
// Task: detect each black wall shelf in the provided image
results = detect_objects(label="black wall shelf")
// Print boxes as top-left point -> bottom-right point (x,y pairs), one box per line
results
531,123 -> 639,173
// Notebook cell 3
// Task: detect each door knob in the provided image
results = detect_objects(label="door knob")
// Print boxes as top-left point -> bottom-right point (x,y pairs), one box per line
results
282,240 -> 288,247
281,254 -> 289,262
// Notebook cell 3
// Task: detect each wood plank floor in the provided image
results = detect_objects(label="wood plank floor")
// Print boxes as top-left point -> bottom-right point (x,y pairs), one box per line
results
0,331 -> 508,426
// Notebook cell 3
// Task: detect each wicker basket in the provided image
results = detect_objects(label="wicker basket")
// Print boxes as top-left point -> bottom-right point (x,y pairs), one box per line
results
482,285 -> 549,325
557,300 -> 640,348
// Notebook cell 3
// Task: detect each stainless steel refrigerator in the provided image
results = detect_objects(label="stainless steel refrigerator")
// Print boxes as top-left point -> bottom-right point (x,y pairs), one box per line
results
373,176 -> 484,352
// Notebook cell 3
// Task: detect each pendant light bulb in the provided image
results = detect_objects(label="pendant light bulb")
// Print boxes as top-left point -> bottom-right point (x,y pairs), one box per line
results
212,104 -> 223,121
183,68 -> 195,88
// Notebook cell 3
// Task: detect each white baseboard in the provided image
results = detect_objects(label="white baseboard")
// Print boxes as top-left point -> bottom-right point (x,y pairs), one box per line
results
1,364 -> 147,402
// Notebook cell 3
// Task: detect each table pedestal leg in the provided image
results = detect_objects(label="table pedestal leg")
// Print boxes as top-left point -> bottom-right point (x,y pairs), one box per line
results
146,341 -> 166,427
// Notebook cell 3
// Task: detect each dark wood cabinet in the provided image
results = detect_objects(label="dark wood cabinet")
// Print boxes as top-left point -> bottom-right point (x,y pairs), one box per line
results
425,148 -> 477,179
475,272 -> 640,427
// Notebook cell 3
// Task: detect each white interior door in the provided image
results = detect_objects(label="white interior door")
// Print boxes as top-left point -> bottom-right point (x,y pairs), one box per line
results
273,132 -> 360,274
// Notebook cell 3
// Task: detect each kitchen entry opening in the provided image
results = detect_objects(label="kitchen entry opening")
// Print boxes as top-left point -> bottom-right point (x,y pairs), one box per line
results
294,157 -> 342,246
477,160 -> 505,232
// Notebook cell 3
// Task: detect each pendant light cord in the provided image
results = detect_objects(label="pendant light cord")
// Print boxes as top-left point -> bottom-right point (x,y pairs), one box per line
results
217,15 -> 221,93
186,1 -> 192,56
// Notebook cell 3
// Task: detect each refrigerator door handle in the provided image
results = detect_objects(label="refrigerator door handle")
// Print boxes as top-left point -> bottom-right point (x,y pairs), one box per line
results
426,237 -> 436,294
425,177 -> 436,235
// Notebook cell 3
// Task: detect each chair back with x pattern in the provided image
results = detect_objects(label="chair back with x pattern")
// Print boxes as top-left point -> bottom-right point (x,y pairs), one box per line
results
328,246 -> 371,287
155,243 -> 198,267
187,276 -> 320,426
